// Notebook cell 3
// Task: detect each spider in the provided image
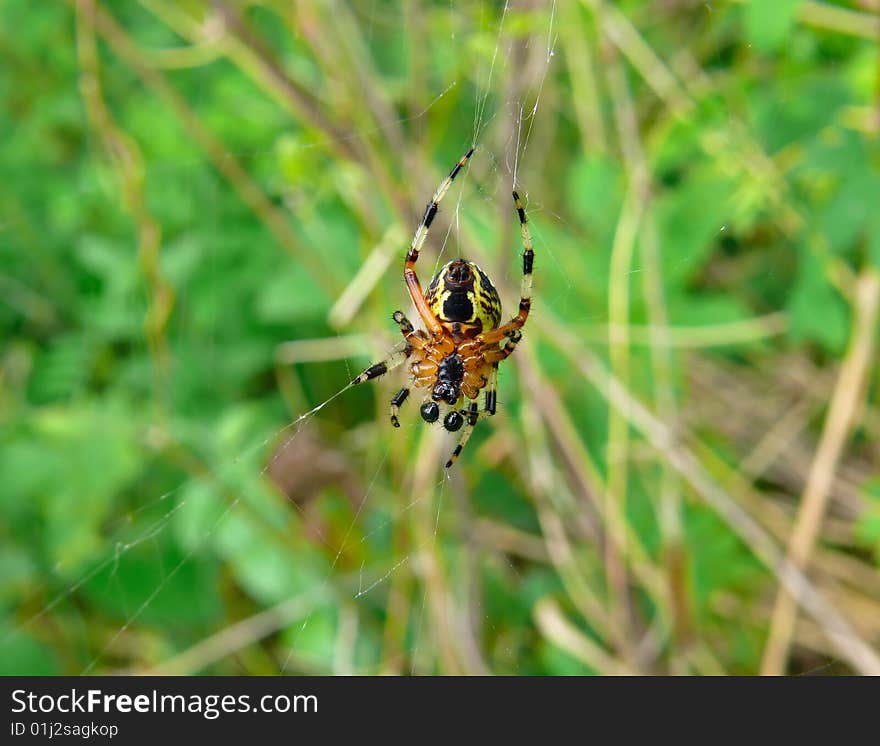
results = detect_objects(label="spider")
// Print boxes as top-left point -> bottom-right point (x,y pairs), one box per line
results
351,147 -> 534,468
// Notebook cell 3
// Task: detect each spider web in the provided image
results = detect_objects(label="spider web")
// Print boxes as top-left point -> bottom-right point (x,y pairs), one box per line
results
1,0 -> 561,677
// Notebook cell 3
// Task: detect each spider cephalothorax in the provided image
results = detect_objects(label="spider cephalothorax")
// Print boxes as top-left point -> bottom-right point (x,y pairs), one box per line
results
352,148 -> 534,468
433,352 -> 464,404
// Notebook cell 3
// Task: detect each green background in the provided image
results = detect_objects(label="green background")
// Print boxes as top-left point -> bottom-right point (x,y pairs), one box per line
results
2,0 -> 879,675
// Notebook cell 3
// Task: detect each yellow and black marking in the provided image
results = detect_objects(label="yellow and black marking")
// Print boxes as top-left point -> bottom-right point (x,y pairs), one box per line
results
425,259 -> 502,335
501,328 -> 523,358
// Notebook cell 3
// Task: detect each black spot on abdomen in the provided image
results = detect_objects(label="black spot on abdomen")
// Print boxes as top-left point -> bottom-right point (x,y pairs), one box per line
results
442,290 -> 473,323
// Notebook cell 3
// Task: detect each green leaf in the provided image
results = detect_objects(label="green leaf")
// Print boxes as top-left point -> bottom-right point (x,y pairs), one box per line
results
216,513 -> 324,606
280,606 -> 337,670
685,504 -> 766,632
743,0 -> 802,53
538,639 -> 593,676
173,482 -> 224,552
0,546 -> 37,606
817,168 -> 880,258
667,294 -> 754,328
787,251 -> 849,355
255,259 -> 330,323
870,214 -> 880,270
27,334 -> 93,404
657,176 -> 734,289
565,155 -> 623,241
0,625 -> 59,675
82,541 -> 223,627
855,479 -> 880,563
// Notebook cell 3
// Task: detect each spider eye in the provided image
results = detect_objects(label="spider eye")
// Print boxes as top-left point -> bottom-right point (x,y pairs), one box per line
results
443,411 -> 464,432
420,402 -> 440,423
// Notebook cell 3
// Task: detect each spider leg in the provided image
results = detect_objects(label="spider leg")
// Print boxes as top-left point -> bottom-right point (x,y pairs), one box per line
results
389,385 -> 411,428
392,310 -> 427,349
478,191 -> 534,345
445,401 -> 480,469
404,148 -> 475,337
484,364 -> 499,415
482,329 -> 523,364
351,341 -> 411,385
393,310 -> 414,335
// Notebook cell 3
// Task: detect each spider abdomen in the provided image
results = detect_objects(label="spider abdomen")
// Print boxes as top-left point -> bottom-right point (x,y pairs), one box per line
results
425,259 -> 502,337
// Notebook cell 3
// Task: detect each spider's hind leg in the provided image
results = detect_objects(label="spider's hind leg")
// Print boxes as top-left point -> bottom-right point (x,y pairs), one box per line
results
445,401 -> 480,469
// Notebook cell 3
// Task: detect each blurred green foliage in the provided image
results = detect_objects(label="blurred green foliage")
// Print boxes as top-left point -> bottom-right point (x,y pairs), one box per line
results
1,0 -> 879,675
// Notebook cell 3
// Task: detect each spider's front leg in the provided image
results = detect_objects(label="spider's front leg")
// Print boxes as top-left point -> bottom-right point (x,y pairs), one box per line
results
477,191 -> 534,346
404,148 -> 474,337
